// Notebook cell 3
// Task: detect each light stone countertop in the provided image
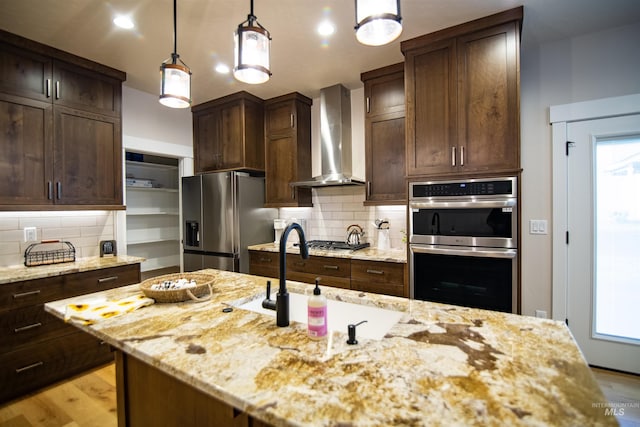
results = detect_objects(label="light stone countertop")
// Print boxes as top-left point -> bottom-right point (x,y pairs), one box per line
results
44,268 -> 613,427
248,242 -> 407,263
0,255 -> 145,285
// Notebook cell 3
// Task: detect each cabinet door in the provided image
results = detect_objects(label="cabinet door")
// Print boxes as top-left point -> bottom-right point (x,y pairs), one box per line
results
457,22 -> 519,173
365,72 -> 405,117
365,112 -> 406,203
218,102 -> 244,170
0,43 -> 52,102
351,260 -> 405,297
405,39 -> 457,176
265,134 -> 297,205
265,100 -> 295,136
53,106 -> 122,206
53,60 -> 121,117
0,94 -> 53,206
193,108 -> 221,173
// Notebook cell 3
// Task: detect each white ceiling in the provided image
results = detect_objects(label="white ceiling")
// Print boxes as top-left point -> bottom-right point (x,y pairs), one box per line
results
1,0 -> 640,105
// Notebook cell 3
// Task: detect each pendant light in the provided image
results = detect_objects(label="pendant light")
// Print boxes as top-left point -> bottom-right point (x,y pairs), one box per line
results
159,0 -> 191,108
233,0 -> 272,85
354,0 -> 403,46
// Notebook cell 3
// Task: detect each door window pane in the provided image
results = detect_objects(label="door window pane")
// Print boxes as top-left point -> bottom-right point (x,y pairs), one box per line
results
595,136 -> 640,341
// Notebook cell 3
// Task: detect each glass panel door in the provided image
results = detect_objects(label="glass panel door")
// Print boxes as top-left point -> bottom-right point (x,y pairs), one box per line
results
594,136 -> 640,343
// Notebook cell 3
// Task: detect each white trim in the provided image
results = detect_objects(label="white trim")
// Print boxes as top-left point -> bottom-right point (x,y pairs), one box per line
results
551,93 -> 640,322
123,135 -> 193,159
550,93 -> 640,124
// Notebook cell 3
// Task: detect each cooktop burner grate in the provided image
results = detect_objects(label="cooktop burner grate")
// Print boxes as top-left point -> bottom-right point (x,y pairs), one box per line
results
304,240 -> 370,251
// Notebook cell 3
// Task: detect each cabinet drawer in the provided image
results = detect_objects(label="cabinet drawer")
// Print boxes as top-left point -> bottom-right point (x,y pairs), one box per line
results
0,275 -> 65,312
65,264 -> 140,295
287,256 -> 351,278
0,330 -> 113,403
351,260 -> 405,297
249,251 -> 279,279
0,304 -> 72,353
287,271 -> 350,289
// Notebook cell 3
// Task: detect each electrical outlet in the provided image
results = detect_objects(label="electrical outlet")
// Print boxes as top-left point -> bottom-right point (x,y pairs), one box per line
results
535,310 -> 547,319
24,227 -> 37,242
529,220 -> 548,235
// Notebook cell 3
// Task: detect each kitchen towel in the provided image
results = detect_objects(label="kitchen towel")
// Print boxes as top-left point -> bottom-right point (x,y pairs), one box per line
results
64,294 -> 154,325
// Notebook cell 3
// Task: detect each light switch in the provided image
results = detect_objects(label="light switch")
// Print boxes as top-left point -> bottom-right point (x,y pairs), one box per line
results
529,220 -> 548,235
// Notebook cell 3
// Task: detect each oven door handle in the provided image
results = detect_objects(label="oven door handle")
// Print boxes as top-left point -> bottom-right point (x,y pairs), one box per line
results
410,199 -> 516,209
411,245 -> 517,259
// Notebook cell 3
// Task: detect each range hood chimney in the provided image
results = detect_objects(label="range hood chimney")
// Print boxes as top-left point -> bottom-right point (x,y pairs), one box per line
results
291,84 -> 364,188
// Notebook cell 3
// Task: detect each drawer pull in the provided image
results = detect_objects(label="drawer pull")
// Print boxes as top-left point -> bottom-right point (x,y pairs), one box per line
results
366,269 -> 385,275
323,265 -> 339,270
16,361 -> 44,374
294,262 -> 306,267
14,322 -> 42,333
13,290 -> 41,299
98,276 -> 118,284
259,257 -> 272,263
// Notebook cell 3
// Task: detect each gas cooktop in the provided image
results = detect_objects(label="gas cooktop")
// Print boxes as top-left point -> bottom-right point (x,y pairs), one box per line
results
304,240 -> 370,251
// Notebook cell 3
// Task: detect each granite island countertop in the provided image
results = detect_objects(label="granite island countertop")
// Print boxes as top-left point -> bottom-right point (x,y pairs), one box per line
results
248,242 -> 407,263
0,255 -> 145,285
45,269 -> 613,426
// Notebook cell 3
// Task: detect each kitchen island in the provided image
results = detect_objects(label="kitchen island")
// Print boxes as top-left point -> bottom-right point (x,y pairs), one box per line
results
45,269 -> 614,426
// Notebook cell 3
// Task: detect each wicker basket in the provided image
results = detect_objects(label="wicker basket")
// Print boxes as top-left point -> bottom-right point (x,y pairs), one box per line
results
139,273 -> 215,303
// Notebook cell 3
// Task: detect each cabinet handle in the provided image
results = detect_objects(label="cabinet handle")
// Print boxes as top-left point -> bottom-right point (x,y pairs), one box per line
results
14,322 -> 42,333
47,181 -> 53,200
451,146 -> 456,167
55,81 -> 60,99
258,257 -> 272,263
460,146 -> 465,167
366,269 -> 385,275
294,262 -> 306,267
56,182 -> 61,199
367,181 -> 371,198
13,290 -> 41,299
323,265 -> 339,270
366,97 -> 370,113
16,361 -> 44,374
98,276 -> 118,284
46,79 -> 51,98
291,187 -> 296,200
290,114 -> 295,128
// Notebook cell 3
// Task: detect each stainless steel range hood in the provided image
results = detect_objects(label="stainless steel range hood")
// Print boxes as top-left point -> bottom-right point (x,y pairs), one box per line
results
291,84 -> 364,188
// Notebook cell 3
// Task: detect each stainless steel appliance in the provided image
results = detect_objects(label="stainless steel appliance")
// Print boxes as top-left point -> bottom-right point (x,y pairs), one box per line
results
409,176 -> 518,313
182,172 -> 277,273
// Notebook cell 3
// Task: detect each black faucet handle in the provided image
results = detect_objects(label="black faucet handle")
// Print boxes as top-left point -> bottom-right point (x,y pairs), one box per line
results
346,320 -> 368,345
262,280 -> 276,311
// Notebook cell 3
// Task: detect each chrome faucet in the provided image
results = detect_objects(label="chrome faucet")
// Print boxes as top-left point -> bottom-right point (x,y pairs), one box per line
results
262,222 -> 309,327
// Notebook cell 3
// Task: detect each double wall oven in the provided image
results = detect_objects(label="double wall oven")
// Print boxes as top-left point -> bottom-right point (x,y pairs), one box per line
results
409,177 -> 518,313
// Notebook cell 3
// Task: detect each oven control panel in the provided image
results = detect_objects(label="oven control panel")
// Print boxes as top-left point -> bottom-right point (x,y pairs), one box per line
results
411,177 -> 516,198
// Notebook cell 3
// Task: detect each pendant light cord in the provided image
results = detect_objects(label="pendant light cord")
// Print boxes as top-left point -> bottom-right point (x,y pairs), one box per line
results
173,0 -> 178,57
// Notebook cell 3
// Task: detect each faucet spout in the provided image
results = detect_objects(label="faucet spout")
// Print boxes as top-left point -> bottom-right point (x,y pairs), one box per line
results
277,222 -> 309,327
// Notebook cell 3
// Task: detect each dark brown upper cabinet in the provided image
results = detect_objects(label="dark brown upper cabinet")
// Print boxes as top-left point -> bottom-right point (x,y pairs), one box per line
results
0,30 -> 125,210
192,92 -> 265,174
361,62 -> 406,205
264,92 -> 313,207
402,7 -> 522,178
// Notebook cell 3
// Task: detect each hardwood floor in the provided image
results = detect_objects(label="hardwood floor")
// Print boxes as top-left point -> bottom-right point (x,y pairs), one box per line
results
0,363 -> 117,427
0,364 -> 637,426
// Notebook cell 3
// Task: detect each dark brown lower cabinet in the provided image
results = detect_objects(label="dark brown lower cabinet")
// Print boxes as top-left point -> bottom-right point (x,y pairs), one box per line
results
0,263 -> 140,403
116,351 -> 271,427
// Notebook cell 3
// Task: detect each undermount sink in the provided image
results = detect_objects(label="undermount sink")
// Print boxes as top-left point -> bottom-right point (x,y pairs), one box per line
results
234,292 -> 403,341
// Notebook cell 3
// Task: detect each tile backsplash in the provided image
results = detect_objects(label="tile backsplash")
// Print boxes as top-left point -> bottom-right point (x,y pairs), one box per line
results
280,186 -> 407,250
0,211 -> 117,267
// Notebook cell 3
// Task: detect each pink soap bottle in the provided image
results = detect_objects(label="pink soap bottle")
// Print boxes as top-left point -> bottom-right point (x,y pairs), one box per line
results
307,278 -> 327,339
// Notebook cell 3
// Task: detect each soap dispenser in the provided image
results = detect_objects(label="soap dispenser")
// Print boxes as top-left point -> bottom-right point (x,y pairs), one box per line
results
307,278 -> 327,339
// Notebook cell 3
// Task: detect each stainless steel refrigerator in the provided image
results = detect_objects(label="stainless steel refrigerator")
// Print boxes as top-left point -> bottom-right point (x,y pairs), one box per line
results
182,172 -> 277,273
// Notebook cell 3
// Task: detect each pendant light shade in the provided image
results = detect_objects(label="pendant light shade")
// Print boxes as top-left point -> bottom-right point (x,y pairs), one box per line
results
354,0 -> 403,46
234,0 -> 272,85
159,0 -> 191,108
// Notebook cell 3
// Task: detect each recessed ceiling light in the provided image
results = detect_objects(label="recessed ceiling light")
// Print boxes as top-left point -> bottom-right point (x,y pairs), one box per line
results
317,21 -> 335,37
113,15 -> 135,30
215,64 -> 230,74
